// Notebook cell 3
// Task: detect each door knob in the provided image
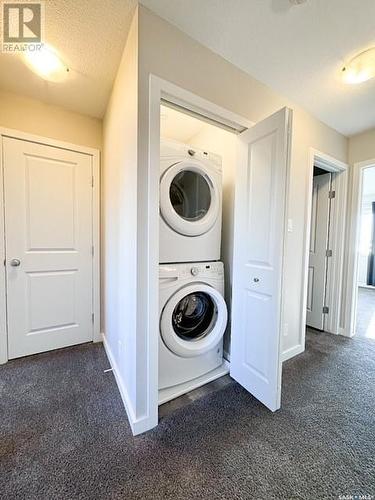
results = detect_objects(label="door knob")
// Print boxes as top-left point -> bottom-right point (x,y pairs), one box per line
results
10,258 -> 21,267
253,277 -> 260,283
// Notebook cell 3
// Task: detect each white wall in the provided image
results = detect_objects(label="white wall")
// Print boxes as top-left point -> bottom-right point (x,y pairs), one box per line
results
137,5 -> 347,371
102,9 -> 140,431
0,90 -> 102,149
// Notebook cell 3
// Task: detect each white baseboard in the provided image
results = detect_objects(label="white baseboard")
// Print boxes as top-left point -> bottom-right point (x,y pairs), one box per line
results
337,327 -> 353,338
281,344 -> 304,362
102,334 -> 157,436
93,331 -> 103,343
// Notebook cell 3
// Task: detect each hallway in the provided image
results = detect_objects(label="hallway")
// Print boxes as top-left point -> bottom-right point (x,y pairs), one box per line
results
356,287 -> 375,339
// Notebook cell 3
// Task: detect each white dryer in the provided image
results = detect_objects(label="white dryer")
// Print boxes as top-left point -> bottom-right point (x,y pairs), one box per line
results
159,262 -> 228,404
160,139 -> 222,263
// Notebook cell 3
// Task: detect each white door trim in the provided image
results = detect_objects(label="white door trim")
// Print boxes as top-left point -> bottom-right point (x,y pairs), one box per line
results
142,76 -> 253,434
299,148 -> 348,347
0,127 -> 100,364
345,158 -> 375,338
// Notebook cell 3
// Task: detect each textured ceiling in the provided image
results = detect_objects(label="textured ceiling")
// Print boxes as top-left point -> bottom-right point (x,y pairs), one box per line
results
1,0 -> 374,135
141,0 -> 375,136
0,0 -> 137,118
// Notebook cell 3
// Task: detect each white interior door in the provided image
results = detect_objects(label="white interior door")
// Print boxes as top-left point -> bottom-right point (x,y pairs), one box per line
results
230,107 -> 292,412
306,172 -> 331,330
3,137 -> 93,359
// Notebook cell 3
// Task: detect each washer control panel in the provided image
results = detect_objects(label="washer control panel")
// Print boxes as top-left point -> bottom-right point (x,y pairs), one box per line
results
159,262 -> 224,280
186,262 -> 224,278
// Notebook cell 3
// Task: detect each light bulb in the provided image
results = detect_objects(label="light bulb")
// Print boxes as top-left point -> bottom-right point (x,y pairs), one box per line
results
23,44 -> 69,82
342,48 -> 375,84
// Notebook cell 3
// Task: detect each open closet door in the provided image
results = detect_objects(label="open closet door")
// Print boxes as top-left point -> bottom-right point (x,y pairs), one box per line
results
230,107 -> 292,411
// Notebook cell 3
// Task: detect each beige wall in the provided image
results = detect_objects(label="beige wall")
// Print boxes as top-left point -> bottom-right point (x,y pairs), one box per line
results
137,6 -> 348,364
102,9 -> 139,429
348,128 -> 375,165
0,90 -> 102,149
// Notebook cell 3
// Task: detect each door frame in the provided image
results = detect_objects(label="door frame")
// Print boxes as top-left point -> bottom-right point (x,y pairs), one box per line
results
0,127 -> 101,364
145,76 -> 253,432
345,158 -> 375,338
301,148 -> 348,344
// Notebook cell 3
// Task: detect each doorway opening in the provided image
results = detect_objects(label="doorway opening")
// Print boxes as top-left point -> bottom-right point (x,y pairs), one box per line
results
304,151 -> 348,339
306,166 -> 334,331
159,102 -> 238,404
141,76 -> 292,435
350,163 -> 375,339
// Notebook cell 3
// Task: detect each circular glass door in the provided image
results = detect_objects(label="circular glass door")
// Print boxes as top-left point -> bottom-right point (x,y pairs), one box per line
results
172,291 -> 215,341
170,170 -> 211,222
160,284 -> 227,358
160,161 -> 220,236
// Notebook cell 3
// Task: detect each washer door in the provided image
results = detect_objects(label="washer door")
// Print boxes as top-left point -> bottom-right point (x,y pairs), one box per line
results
161,284 -> 227,358
160,160 -> 220,236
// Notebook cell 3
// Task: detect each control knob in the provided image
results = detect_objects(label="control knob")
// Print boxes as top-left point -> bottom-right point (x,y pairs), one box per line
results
191,266 -> 199,276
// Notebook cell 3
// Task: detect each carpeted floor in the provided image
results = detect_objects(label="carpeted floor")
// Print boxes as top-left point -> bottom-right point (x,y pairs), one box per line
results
1,331 -> 374,500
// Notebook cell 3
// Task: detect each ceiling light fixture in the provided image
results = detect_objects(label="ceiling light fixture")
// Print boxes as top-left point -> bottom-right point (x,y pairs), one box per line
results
23,44 -> 69,82
342,48 -> 375,84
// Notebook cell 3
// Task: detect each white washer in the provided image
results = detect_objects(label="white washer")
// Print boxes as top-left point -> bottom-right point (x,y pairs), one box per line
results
160,138 -> 222,263
159,262 -> 228,404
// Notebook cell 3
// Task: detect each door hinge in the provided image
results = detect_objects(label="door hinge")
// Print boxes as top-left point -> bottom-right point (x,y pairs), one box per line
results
328,190 -> 335,199
91,176 -> 94,188
91,245 -> 94,257
323,306 -> 329,314
92,312 -> 94,323
326,249 -> 333,257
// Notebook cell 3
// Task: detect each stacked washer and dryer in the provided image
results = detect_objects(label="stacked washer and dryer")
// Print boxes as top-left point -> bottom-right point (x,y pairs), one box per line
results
159,138 -> 229,404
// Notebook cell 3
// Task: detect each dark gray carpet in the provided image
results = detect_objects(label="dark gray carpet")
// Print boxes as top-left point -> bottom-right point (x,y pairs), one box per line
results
356,287 -> 375,339
1,332 -> 374,500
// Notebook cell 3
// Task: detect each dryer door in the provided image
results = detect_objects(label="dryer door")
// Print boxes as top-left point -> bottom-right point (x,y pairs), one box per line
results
160,283 -> 227,358
160,160 -> 220,236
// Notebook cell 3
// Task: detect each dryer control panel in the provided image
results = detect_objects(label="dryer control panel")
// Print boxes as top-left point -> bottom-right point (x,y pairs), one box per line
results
161,138 -> 222,171
185,147 -> 221,169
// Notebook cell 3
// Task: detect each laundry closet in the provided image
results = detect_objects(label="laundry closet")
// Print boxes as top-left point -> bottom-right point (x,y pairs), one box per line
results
158,103 -> 238,404
101,56 -> 294,435
154,97 -> 292,416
